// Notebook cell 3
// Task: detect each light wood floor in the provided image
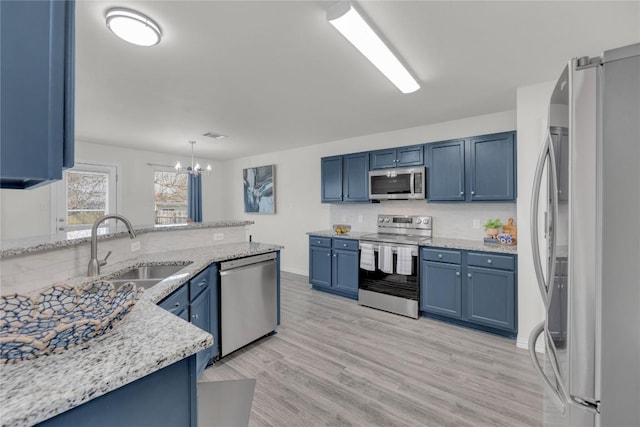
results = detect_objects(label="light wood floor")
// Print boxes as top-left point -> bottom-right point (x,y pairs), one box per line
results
201,272 -> 543,427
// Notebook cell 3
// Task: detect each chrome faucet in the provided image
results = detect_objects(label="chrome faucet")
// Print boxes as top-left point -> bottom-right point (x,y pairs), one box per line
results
87,214 -> 136,276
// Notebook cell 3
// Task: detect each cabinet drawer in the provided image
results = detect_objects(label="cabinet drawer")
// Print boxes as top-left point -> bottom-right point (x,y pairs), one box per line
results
309,236 -> 332,248
159,285 -> 188,316
332,238 -> 358,251
421,248 -> 461,264
467,253 -> 515,270
189,269 -> 210,300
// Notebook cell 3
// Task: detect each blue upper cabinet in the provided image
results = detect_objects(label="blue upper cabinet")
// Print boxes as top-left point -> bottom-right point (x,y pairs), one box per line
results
427,139 -> 466,201
321,156 -> 343,202
0,0 -> 75,189
427,132 -> 516,202
370,145 -> 424,169
342,152 -> 369,202
468,132 -> 516,201
321,153 -> 369,203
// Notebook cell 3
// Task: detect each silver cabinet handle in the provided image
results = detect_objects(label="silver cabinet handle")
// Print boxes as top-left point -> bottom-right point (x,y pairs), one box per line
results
467,273 -> 472,278
192,313 -> 199,320
438,254 -> 443,258
327,253 -> 330,257
343,243 -> 347,247
487,259 -> 492,264
459,191 -> 464,195
317,240 -> 321,244
333,254 -> 337,257
471,190 -> 475,195
198,281 -> 206,287
456,272 -> 460,276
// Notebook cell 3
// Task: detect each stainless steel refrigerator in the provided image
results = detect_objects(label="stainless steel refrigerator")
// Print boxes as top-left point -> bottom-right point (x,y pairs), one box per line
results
529,42 -> 639,427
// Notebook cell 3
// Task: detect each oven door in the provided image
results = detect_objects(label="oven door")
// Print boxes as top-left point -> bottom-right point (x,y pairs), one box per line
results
358,242 -> 419,318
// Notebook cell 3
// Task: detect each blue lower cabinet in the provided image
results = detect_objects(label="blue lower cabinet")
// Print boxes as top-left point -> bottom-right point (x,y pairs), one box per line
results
420,260 -> 462,318
332,248 -> 359,295
190,285 -> 212,377
38,357 -> 197,427
309,236 -> 359,299
466,266 -> 515,331
420,247 -> 517,337
309,245 -> 332,289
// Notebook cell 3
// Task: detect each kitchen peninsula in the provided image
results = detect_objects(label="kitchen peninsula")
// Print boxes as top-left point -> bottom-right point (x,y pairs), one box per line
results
0,221 -> 283,426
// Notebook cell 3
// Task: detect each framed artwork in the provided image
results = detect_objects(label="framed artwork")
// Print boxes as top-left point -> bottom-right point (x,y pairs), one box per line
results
243,165 -> 275,214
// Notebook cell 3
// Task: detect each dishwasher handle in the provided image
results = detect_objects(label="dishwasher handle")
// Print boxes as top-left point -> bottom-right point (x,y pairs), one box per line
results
219,259 -> 276,277
220,252 -> 277,271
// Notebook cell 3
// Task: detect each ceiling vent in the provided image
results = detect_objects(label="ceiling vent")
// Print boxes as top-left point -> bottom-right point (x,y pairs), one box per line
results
202,132 -> 227,140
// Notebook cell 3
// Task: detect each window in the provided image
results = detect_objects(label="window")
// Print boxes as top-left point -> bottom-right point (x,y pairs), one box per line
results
66,170 -> 109,226
154,171 -> 188,225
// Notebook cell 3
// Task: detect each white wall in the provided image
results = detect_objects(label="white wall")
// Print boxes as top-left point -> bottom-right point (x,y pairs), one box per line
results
0,141 -> 224,240
515,80 -> 556,351
218,110 -> 517,275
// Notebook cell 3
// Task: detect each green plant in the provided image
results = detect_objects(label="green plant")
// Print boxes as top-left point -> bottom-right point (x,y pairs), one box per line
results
483,218 -> 503,230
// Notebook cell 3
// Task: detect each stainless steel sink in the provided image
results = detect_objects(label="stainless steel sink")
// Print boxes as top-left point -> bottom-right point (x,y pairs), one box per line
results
107,263 -> 192,289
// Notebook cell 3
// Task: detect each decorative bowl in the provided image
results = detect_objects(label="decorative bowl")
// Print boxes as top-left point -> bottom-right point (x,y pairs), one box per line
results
332,224 -> 351,234
0,281 -> 143,364
497,233 -> 514,245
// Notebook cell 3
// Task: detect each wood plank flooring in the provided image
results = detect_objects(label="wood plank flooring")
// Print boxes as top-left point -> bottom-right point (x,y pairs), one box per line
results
200,272 -> 543,427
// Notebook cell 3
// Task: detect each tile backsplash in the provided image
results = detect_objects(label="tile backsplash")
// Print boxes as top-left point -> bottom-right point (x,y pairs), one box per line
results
330,201 -> 517,240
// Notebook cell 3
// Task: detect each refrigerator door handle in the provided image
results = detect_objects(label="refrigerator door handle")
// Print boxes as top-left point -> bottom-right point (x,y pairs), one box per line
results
545,137 -> 560,305
530,131 -> 552,306
528,322 -> 566,411
570,395 -> 601,414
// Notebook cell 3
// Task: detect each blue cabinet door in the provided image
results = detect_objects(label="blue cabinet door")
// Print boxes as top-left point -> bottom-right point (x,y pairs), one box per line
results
420,260 -> 462,318
190,286 -> 212,377
332,248 -> 359,296
468,132 -> 516,201
396,145 -> 424,167
369,149 -> 397,169
343,152 -> 369,202
309,246 -> 332,288
321,156 -> 343,202
0,0 -> 75,189
466,266 -> 515,331
427,140 -> 466,201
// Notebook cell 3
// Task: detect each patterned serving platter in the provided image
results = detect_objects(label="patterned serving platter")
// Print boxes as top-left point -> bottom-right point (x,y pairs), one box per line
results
0,281 -> 143,364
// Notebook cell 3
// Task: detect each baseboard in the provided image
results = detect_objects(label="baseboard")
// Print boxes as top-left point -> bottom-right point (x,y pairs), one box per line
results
280,267 -> 308,276
516,335 -> 545,353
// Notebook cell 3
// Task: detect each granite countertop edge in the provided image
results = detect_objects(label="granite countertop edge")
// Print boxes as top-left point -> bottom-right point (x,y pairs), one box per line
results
0,220 -> 255,259
307,230 -> 518,254
0,241 -> 282,427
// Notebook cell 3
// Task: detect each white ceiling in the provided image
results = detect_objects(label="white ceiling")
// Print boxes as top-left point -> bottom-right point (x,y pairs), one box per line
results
75,1 -> 639,160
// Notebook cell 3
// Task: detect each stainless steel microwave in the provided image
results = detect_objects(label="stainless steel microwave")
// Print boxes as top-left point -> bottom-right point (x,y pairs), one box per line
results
368,167 -> 426,200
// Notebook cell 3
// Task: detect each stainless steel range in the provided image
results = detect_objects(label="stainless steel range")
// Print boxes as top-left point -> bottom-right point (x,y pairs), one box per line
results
358,214 -> 432,319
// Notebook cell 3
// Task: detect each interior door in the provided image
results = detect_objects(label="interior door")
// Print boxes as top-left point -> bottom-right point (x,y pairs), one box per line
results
52,162 -> 117,237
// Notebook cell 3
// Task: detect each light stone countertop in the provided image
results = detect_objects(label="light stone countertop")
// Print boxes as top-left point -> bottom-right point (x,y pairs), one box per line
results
307,230 -> 517,254
0,241 -> 282,427
0,220 -> 254,259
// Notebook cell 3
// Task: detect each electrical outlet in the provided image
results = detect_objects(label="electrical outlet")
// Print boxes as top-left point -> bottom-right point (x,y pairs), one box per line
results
131,241 -> 141,252
358,215 -> 364,223
214,233 -> 224,241
472,219 -> 481,229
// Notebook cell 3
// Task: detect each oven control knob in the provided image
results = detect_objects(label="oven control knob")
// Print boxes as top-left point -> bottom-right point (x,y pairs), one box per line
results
384,217 -> 390,223
415,218 -> 422,224
378,217 -> 385,222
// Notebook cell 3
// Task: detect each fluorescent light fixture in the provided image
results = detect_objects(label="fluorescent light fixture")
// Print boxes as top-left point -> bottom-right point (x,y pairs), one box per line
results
106,8 -> 162,47
327,1 -> 419,94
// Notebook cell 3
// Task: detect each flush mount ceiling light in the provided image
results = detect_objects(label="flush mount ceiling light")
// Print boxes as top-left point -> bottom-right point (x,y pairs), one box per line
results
175,141 -> 212,176
105,8 -> 162,47
327,1 -> 420,94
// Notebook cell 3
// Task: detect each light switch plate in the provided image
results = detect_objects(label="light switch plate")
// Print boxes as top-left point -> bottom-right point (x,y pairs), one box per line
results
214,233 -> 224,241
472,219 -> 481,229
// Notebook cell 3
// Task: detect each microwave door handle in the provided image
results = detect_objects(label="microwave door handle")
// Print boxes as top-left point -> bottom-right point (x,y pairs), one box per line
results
531,130 -> 552,306
410,172 -> 415,197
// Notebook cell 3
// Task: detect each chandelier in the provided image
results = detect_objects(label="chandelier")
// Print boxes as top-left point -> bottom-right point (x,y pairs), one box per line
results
175,141 -> 211,176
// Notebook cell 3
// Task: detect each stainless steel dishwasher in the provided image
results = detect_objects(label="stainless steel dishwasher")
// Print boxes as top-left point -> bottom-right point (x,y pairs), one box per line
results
219,252 -> 278,357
